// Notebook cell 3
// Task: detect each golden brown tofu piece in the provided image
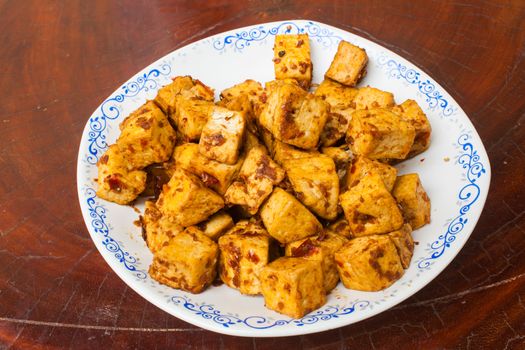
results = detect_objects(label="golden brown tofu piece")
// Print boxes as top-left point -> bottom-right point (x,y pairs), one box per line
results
272,139 -> 319,165
96,145 -> 147,204
273,34 -> 312,89
347,109 -> 415,160
335,235 -> 404,291
174,143 -> 243,195
339,173 -> 404,236
218,228 -> 271,295
274,94 -> 329,150
156,168 -> 224,227
154,76 -> 214,115
260,257 -> 325,318
194,211 -> 234,241
198,107 -> 246,165
220,79 -> 265,132
388,224 -> 414,269
259,81 -> 306,135
345,155 -> 397,191
224,146 -> 285,215
392,174 -> 431,229
260,188 -> 322,244
321,146 -> 353,183
327,217 -> 354,239
285,231 -> 348,292
116,103 -> 176,169
391,99 -> 432,157
283,155 -> 339,220
315,79 -> 359,146
141,200 -> 183,253
149,227 -> 218,294
325,40 -> 368,86
354,87 -> 395,110
174,98 -> 214,141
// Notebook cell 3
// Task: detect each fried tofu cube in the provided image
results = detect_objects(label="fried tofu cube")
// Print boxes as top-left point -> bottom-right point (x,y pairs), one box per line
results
315,79 -> 359,146
345,155 -> 397,191
154,76 -> 214,115
339,173 -> 404,236
272,139 -> 318,165
335,235 -> 404,291
260,188 -> 322,243
218,228 -> 271,295
96,145 -> 147,204
260,257 -> 325,318
273,34 -> 312,89
174,98 -> 214,141
156,168 -> 224,227
325,40 -> 368,86
274,94 -> 329,149
388,224 -> 414,269
347,109 -> 415,160
321,146 -> 353,182
354,87 -> 395,110
149,227 -> 218,293
392,174 -> 431,229
285,231 -> 348,292
116,103 -> 176,169
224,146 -> 285,214
174,143 -> 243,195
141,200 -> 183,253
220,79 -> 265,131
283,155 -> 340,220
327,217 -> 354,239
391,100 -> 432,157
198,107 -> 246,164
194,211 -> 234,241
259,81 -> 306,135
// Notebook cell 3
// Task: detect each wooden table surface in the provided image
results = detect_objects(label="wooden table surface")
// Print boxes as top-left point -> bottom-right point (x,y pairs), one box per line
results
1,0 -> 524,349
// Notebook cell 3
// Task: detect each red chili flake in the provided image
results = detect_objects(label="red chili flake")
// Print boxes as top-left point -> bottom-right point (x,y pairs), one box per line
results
247,250 -> 260,263
291,239 -> 319,257
255,155 -> 277,181
205,134 -> 226,146
298,62 -> 309,74
272,58 -> 281,64
296,39 -> 304,47
278,50 -> 286,57
107,175 -> 124,192
137,117 -> 151,130
201,172 -> 220,187
99,154 -> 109,165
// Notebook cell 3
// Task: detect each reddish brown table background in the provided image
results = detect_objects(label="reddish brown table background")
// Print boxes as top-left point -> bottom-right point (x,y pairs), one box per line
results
1,0 -> 524,349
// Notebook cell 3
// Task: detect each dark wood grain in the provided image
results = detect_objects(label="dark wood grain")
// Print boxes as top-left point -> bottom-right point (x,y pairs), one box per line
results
1,0 -> 524,348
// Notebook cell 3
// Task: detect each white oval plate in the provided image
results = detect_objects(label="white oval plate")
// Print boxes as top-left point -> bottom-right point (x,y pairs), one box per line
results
76,20 -> 491,337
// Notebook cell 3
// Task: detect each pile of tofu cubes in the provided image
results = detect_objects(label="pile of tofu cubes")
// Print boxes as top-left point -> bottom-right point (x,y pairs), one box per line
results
96,33 -> 432,318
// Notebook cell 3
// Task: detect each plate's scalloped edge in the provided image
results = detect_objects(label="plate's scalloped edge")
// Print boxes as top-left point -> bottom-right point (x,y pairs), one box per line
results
212,21 -> 343,52
377,54 -> 457,118
170,296 -> 370,329
416,133 -> 487,270
77,19 -> 491,335
85,187 -> 147,279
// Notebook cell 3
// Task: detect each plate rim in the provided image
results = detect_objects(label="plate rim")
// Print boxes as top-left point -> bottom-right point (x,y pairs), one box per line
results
76,18 -> 492,337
